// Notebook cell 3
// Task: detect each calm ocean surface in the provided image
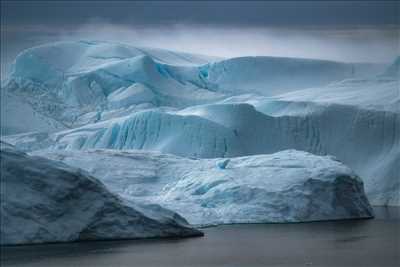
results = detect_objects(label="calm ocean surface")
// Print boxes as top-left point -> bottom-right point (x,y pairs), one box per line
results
2,207 -> 399,267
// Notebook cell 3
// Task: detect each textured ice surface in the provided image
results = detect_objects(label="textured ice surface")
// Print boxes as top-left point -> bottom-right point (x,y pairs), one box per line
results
0,146 -> 202,245
1,41 -> 225,133
35,149 -> 374,226
18,100 -> 398,205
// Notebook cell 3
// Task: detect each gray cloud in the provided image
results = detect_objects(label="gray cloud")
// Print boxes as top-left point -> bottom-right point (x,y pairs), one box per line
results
2,1 -> 399,27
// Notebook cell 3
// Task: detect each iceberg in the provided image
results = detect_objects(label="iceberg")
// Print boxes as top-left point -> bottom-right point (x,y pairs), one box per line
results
35,149 -> 374,226
1,41 -> 398,208
0,146 -> 202,245
14,99 -> 398,206
1,41 -> 386,134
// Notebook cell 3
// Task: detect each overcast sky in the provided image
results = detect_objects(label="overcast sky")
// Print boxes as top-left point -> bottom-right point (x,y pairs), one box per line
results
1,1 -> 399,76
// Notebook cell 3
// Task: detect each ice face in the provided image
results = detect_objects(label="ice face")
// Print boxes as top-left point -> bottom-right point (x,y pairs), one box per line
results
12,100 -> 397,206
45,109 -> 241,158
0,146 -> 202,245
34,149 -> 374,226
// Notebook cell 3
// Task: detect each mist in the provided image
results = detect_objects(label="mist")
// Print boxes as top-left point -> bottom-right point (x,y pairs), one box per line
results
2,23 -> 398,78
1,1 -> 399,78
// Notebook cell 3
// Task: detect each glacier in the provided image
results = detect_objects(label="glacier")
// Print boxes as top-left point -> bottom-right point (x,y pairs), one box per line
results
34,149 -> 374,226
0,145 -> 202,245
